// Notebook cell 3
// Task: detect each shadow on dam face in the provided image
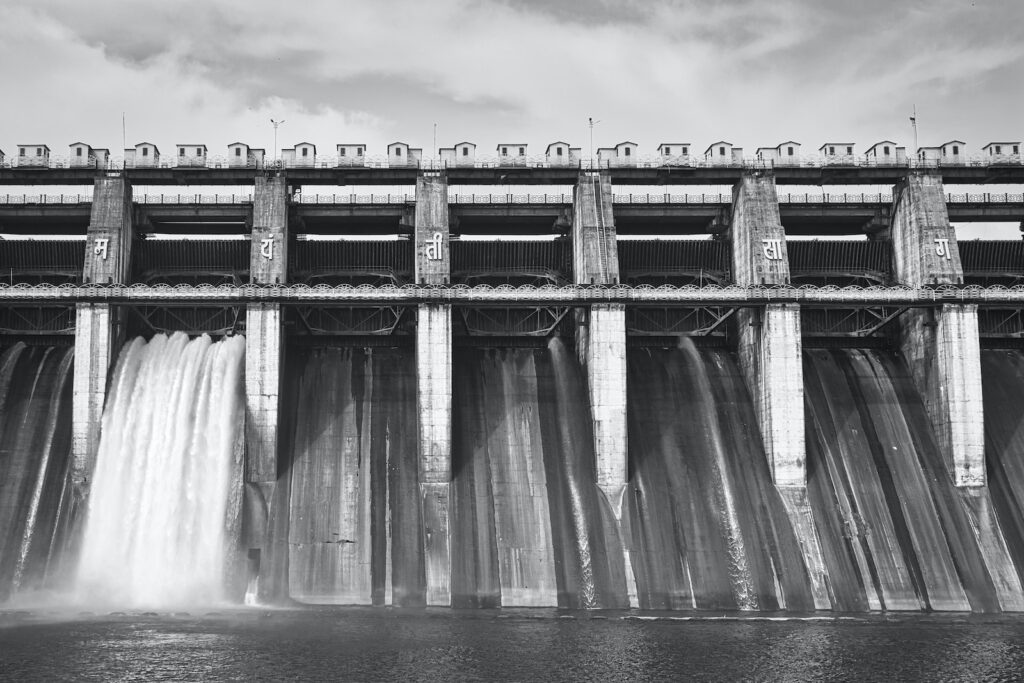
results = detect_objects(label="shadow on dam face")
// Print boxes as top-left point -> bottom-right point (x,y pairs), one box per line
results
4,338 -> 1024,612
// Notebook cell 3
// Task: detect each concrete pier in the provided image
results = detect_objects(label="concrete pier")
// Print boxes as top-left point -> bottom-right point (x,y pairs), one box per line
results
729,171 -> 804,487
572,174 -> 627,506
890,173 -> 984,487
245,175 -> 288,484
72,176 -> 132,498
245,175 -> 287,601
415,173 -> 452,606
729,172 -> 830,609
571,173 -> 633,605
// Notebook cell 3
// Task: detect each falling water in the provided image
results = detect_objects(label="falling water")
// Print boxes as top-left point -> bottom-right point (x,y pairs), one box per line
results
804,348 -> 1002,612
625,341 -> 814,611
0,343 -> 74,601
76,332 -> 246,608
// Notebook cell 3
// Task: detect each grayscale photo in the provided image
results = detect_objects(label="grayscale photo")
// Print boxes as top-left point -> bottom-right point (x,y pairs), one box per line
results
1,0 -> 1023,680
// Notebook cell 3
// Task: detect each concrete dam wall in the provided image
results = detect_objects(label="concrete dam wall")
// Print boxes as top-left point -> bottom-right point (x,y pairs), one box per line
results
1,166 -> 1023,611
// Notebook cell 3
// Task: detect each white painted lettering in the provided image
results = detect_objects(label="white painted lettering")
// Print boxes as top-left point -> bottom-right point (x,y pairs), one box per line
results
935,238 -> 951,260
425,231 -> 444,261
94,238 -> 109,261
260,237 -> 275,260
762,239 -> 783,261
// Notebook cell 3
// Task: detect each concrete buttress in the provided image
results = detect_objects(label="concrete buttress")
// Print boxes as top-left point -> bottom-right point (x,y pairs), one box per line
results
571,173 -> 634,605
73,176 -> 132,500
245,175 -> 287,601
890,173 -> 983,487
246,175 -> 288,484
730,171 -> 830,609
415,173 -> 452,606
730,171 -> 804,486
889,172 -> 1024,609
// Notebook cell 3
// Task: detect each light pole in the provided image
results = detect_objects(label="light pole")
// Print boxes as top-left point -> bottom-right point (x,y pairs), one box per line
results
909,105 -> 918,162
270,118 -> 285,162
589,117 -> 601,169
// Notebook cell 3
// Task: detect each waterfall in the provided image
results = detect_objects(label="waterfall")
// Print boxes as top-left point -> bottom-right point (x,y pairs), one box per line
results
0,343 -> 75,601
76,332 -> 245,608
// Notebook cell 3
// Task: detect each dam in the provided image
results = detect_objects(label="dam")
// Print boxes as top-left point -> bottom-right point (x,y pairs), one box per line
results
1,142 -> 1024,612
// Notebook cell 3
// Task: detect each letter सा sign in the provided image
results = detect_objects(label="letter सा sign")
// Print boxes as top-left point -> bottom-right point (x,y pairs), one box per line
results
762,238 -> 783,261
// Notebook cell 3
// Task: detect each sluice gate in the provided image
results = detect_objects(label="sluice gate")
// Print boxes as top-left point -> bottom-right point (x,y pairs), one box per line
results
2,167 -> 1024,610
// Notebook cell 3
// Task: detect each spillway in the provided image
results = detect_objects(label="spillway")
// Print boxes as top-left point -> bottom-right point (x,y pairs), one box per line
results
280,346 -> 422,605
4,335 -> 1024,612
626,342 -> 815,611
0,343 -> 74,601
76,332 -> 246,608
803,348 -> 1016,612
452,340 -> 628,608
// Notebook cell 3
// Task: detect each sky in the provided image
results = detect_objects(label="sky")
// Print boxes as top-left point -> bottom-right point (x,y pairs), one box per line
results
1,0 -> 1023,163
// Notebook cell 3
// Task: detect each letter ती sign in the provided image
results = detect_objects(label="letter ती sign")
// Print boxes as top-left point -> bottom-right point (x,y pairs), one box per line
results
762,239 -> 783,261
934,238 -> 951,260
424,231 -> 444,261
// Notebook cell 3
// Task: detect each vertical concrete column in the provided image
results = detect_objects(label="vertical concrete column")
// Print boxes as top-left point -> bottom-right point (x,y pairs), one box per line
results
246,175 -> 288,485
890,172 -> 984,487
888,175 -> 1024,608
730,172 -> 830,609
730,171 -> 804,486
572,173 -> 626,506
415,173 -> 452,606
572,173 -> 634,606
73,175 -> 132,498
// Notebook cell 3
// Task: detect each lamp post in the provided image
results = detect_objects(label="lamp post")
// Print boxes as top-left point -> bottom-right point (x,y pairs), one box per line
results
270,118 -> 285,163
909,105 -> 918,163
589,117 -> 601,170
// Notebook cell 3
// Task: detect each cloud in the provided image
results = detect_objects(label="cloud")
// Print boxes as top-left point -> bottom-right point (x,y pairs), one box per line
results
1,0 -> 1022,161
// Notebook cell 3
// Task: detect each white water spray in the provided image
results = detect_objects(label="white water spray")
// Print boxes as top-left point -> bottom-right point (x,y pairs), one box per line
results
76,332 -> 245,608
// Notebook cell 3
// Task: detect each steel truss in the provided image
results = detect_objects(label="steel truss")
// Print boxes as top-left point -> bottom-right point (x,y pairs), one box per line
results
979,308 -> 1024,337
291,306 -> 407,336
125,305 -> 243,337
627,306 -> 736,336
0,305 -> 75,335
801,307 -> 906,338
458,306 -> 569,336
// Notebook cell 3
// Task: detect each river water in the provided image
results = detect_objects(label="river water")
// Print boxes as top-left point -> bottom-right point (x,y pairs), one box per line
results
3,608 -> 1024,681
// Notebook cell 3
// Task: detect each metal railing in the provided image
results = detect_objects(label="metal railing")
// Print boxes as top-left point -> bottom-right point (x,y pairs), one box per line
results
1,282 -> 1023,305
136,193 -> 253,204
2,153 -> 1022,172
0,193 -> 93,204
2,191 -> 1021,206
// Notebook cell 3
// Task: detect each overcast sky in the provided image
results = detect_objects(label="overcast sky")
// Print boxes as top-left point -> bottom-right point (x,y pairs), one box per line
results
1,0 -> 1022,162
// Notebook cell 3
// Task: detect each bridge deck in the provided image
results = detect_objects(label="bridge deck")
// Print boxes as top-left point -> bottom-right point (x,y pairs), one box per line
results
2,283 -> 1021,306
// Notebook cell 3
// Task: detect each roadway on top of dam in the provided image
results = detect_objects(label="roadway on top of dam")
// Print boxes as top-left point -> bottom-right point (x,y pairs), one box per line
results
3,191 -> 1022,235
2,162 -> 1024,186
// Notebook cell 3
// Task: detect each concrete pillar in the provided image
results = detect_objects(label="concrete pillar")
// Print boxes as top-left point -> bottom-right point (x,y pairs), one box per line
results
415,173 -> 452,605
729,171 -> 804,486
729,172 -> 830,609
572,173 -> 633,605
245,176 -> 287,601
735,304 -> 805,487
72,176 -> 132,497
888,174 -> 1022,609
572,174 -> 627,505
890,173 -> 984,487
246,175 -> 288,485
